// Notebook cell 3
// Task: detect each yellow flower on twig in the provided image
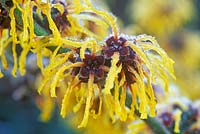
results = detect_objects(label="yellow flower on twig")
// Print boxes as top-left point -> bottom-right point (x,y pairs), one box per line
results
0,0 -> 175,129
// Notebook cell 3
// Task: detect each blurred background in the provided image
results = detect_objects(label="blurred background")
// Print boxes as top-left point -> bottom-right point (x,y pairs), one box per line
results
0,0 -> 200,134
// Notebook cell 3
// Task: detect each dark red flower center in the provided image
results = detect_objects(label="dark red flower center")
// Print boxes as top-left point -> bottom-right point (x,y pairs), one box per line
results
53,10 -> 70,30
80,54 -> 105,82
104,36 -> 128,58
71,53 -> 105,83
0,3 -> 11,29
160,112 -> 173,127
51,2 -> 70,32
104,36 -> 139,84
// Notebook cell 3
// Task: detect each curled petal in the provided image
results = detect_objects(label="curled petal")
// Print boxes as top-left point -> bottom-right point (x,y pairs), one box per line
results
90,84 -> 102,119
128,41 -> 154,80
128,65 -> 148,119
104,53 -> 121,94
78,73 -> 94,128
51,62 -> 83,97
0,30 -> 10,71
60,81 -> 74,118
174,109 -> 182,133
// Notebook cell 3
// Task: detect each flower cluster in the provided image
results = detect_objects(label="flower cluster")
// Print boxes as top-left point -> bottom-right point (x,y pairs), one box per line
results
127,88 -> 200,134
158,97 -> 200,134
0,0 -> 175,128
